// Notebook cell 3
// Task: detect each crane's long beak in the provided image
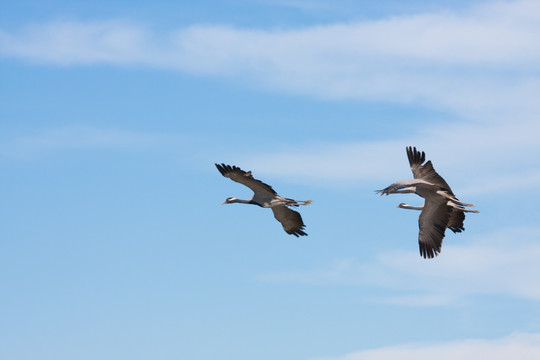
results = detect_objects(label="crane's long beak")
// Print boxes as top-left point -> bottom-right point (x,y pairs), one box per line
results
221,201 -> 226,205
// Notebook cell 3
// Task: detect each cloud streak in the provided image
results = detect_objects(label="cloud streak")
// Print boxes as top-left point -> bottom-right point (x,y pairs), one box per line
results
0,126 -> 183,159
259,227 -> 540,305
2,1 -> 540,193
312,332 -> 540,360
237,119 -> 540,195
1,1 -> 540,113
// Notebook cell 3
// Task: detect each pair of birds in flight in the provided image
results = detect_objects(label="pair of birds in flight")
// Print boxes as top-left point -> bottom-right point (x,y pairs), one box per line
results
216,146 -> 479,259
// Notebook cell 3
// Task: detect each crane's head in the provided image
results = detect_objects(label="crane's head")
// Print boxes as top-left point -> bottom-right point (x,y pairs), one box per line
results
394,203 -> 407,208
221,197 -> 237,205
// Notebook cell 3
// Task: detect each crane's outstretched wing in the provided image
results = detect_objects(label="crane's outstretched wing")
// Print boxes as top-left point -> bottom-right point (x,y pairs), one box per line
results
418,200 -> 451,259
215,163 -> 276,197
271,206 -> 308,237
406,146 -> 454,195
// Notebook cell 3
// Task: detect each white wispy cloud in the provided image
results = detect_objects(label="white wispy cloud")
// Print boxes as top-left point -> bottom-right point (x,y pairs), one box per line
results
238,118 -> 540,195
1,0 -> 540,113
2,1 -> 540,193
259,227 -> 540,305
238,140 -> 408,186
0,126 -> 183,158
0,21 -> 152,65
311,332 -> 540,360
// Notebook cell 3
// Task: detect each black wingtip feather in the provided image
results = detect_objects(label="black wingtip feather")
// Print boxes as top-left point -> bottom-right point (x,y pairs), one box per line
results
406,146 -> 425,167
288,229 -> 308,237
215,163 -> 226,176
419,245 -> 438,259
215,163 -> 239,177
448,226 -> 464,233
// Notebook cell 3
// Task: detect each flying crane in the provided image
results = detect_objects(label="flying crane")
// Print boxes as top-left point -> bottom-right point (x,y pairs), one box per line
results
216,163 -> 312,237
378,147 -> 479,258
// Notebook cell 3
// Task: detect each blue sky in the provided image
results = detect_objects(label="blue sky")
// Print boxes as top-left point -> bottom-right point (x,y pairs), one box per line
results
1,0 -> 540,359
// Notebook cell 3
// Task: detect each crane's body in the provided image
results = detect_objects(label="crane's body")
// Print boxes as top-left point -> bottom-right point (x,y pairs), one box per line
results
224,195 -> 310,208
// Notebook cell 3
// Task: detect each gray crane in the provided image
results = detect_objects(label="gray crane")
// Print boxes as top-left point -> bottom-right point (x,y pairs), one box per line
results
378,147 -> 479,259
216,163 -> 312,237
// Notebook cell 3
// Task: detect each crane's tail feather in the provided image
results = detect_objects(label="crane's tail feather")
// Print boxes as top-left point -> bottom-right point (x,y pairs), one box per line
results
449,203 -> 481,213
283,198 -> 312,207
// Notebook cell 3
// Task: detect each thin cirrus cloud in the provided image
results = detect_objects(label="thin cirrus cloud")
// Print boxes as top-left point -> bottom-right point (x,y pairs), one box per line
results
2,2 -> 540,192
311,332 -> 540,360
0,126 -> 182,159
0,21 -> 152,65
237,120 -> 540,195
1,0 -> 540,114
2,1 -> 539,193
259,227 -> 540,305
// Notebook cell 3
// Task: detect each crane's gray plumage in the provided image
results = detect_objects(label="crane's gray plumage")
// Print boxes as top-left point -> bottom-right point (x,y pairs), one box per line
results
378,147 -> 479,259
216,163 -> 311,237
396,202 -> 472,233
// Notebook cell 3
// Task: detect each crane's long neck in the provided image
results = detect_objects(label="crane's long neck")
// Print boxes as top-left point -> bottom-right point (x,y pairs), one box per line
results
399,202 -> 480,213
230,198 -> 253,204
397,203 -> 424,211
223,197 -> 263,207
